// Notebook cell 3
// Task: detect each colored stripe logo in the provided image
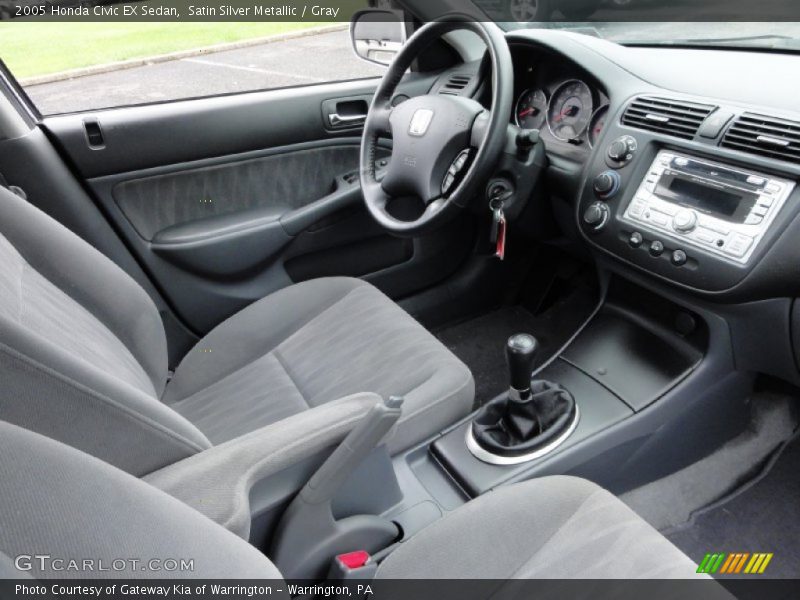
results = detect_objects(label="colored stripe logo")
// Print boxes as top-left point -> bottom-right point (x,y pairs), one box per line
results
697,552 -> 773,574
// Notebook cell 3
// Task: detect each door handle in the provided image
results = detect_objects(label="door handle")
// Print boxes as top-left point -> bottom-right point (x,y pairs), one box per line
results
328,112 -> 367,127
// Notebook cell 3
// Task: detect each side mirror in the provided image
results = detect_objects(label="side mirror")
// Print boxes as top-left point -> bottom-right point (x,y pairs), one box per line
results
350,9 -> 406,67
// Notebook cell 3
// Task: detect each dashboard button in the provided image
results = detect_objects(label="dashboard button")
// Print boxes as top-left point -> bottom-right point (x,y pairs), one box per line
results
629,231 -> 643,248
649,240 -> 665,257
441,173 -> 455,194
649,212 -> 669,226
705,222 -> 732,235
671,249 -> 688,266
694,230 -> 717,244
453,150 -> 469,172
628,200 -> 646,219
723,233 -> 753,258
758,196 -> 775,207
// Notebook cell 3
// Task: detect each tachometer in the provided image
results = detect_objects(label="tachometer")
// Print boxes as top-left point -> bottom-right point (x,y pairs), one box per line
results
588,104 -> 609,147
547,79 -> 593,142
515,88 -> 547,130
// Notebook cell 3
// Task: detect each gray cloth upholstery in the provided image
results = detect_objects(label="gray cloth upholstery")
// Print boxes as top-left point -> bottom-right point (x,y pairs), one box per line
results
0,421 -> 280,579
377,476 -> 704,579
145,392 -> 382,539
0,186 -> 210,476
1,423 -> 702,582
165,277 -> 474,452
113,144 -> 361,240
0,185 -> 473,475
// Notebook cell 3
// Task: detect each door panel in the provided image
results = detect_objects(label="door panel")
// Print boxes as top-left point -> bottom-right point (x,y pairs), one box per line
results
111,141 -> 363,240
44,73 -> 477,335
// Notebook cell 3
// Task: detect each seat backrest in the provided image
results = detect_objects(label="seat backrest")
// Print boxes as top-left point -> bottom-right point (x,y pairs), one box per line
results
0,420 -> 277,579
0,186 -> 210,475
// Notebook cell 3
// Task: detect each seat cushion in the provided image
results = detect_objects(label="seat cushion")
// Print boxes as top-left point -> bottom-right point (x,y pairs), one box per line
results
377,476 -> 703,579
0,420 -> 279,579
165,277 -> 474,451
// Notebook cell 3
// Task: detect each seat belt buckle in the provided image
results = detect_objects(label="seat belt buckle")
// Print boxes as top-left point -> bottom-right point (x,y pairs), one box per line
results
328,550 -> 377,580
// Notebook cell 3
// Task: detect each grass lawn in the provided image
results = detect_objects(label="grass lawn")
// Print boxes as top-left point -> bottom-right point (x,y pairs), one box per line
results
0,22 -> 328,79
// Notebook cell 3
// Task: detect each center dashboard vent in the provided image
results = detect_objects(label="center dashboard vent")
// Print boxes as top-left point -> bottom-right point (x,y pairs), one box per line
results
621,96 -> 716,140
438,74 -> 473,95
720,113 -> 800,166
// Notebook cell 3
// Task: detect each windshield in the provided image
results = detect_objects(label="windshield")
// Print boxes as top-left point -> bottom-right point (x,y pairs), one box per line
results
501,22 -> 800,52
486,0 -> 800,52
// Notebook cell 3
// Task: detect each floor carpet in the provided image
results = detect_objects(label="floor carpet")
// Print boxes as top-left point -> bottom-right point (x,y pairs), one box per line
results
434,286 -> 598,406
667,435 -> 800,578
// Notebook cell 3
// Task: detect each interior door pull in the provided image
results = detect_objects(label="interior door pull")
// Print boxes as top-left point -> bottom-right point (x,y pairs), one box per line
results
329,112 -> 366,127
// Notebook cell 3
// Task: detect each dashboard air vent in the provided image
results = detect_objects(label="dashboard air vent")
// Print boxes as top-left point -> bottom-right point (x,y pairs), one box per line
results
439,74 -> 472,95
621,96 -> 716,140
721,113 -> 800,166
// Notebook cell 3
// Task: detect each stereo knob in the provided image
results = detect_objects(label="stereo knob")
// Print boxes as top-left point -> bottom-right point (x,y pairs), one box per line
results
583,201 -> 610,231
593,170 -> 621,199
673,209 -> 698,233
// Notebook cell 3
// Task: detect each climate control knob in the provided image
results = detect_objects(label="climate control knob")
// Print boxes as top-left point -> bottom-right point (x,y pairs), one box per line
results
672,209 -> 698,233
606,135 -> 638,168
607,140 -> 628,162
593,170 -> 621,199
583,201 -> 610,231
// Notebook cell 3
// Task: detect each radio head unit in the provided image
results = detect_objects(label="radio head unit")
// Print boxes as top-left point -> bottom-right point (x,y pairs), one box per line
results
623,151 -> 796,264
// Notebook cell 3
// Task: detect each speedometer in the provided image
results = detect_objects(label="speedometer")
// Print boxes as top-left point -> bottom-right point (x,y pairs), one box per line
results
547,80 -> 593,142
515,88 -> 547,130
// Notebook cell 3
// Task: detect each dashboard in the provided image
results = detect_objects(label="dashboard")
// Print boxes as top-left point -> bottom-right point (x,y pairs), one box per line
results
509,44 -> 609,152
448,28 -> 800,389
462,30 -> 800,307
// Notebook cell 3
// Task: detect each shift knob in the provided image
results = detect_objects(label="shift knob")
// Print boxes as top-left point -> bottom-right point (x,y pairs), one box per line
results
506,333 -> 538,395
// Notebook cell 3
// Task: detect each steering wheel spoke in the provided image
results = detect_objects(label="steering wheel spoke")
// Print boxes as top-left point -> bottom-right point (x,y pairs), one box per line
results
367,101 -> 394,137
471,110 -> 491,148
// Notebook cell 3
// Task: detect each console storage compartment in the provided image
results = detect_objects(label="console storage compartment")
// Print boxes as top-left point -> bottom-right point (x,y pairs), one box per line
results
561,304 -> 702,411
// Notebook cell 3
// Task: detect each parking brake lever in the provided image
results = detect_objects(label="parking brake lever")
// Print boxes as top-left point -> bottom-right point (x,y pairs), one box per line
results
271,396 -> 404,581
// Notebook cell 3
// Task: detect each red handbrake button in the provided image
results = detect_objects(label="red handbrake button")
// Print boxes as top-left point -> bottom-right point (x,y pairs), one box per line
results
337,550 -> 370,569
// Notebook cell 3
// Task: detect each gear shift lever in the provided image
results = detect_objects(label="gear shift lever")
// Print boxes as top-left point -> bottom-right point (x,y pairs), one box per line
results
506,333 -> 538,400
469,332 -> 577,463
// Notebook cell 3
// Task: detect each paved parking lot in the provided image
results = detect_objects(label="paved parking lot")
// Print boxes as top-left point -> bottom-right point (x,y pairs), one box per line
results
23,21 -> 800,116
26,29 -> 385,115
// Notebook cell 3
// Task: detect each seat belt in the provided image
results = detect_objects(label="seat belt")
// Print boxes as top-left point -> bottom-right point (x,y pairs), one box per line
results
0,172 -> 27,200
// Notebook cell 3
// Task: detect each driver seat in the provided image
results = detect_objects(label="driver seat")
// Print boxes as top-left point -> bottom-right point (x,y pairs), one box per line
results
0,185 -> 474,476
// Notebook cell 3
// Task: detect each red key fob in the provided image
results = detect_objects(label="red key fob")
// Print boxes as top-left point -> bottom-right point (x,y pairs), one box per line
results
495,216 -> 506,260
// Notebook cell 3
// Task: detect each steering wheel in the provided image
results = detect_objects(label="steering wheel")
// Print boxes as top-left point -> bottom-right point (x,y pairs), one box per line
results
360,17 -> 513,236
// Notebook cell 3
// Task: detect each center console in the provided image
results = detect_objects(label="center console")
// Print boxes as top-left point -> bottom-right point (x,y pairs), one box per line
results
576,107 -> 800,293
427,279 -> 709,496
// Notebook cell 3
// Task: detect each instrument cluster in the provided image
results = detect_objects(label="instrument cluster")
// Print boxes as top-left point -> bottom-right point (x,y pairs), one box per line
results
511,46 -> 609,150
